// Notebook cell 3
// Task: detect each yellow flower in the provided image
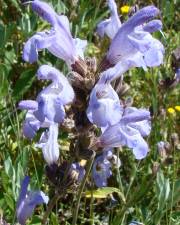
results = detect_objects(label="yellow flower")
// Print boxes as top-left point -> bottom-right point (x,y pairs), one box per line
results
167,107 -> 175,114
120,5 -> 130,14
175,106 -> 180,112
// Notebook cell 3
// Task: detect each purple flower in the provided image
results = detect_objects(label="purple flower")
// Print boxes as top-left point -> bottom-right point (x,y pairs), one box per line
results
97,0 -> 121,39
87,81 -> 123,128
34,65 -> 75,123
92,155 -> 112,187
36,123 -> 59,165
23,0 -> 87,65
37,65 -> 75,105
100,5 -> 164,82
92,148 -> 121,187
123,107 -> 151,137
99,109 -> 151,159
16,176 -> 49,225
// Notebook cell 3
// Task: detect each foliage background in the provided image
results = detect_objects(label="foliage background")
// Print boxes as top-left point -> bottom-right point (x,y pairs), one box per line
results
0,0 -> 180,224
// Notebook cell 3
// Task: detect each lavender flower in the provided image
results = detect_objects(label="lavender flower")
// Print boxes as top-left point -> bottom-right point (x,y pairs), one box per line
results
124,107 -> 151,137
16,176 -> 49,225
23,0 -> 87,66
99,109 -> 151,159
92,154 -> 112,187
18,101 -> 50,139
36,123 -> 59,165
37,65 -> 75,105
87,81 -> 123,128
100,5 -> 164,82
97,0 -> 121,39
92,148 -> 121,187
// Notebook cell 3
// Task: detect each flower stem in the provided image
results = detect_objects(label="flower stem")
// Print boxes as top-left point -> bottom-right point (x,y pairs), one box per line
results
72,150 -> 96,225
42,191 -> 60,224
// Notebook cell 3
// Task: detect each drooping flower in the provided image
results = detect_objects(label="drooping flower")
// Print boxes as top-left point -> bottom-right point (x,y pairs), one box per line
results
23,0 -> 87,66
36,123 -> 59,165
99,109 -> 151,159
16,176 -> 49,225
97,0 -> 121,39
100,5 -> 164,82
86,80 -> 123,128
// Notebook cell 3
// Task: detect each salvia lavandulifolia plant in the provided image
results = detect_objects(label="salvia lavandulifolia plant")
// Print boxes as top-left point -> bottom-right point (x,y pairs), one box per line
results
17,0 -> 164,224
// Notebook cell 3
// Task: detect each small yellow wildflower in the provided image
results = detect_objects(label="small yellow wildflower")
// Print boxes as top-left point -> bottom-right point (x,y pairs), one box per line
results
175,106 -> 180,112
120,5 -> 130,14
167,107 -> 175,114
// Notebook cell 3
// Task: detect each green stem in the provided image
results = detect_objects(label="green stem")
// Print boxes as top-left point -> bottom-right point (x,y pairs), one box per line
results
42,191 -> 60,224
72,151 -> 96,225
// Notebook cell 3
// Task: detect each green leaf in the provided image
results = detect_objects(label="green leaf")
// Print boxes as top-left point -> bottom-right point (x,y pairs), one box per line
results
50,212 -> 59,225
3,193 -> 15,211
85,187 -> 125,202
0,64 -> 9,96
13,68 -> 36,99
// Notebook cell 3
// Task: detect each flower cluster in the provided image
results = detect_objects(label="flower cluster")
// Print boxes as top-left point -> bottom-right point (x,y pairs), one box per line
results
17,0 -> 164,222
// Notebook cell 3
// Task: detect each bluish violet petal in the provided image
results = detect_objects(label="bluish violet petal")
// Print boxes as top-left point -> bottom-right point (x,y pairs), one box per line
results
132,137 -> 149,159
99,60 -> 134,83
143,19 -> 162,33
144,40 -> 164,67
37,66 -> 75,106
23,120 -> 38,139
47,32 -> 75,64
37,124 -> 59,165
17,190 -> 48,225
97,0 -> 120,39
119,126 -> 149,159
32,0 -> 57,26
74,38 -> 87,59
53,98 -> 65,123
120,109 -> 150,125
124,107 -> 151,136
34,97 -> 46,122
124,5 -> 159,29
87,98 -> 122,128
92,156 -> 112,187
57,15 -> 71,35
23,111 -> 41,139
35,31 -> 56,49
27,191 -> 49,206
16,176 -> 29,209
18,100 -> 38,111
128,33 -> 152,53
87,82 -> 123,127
99,123 -> 123,148
23,36 -> 38,63
103,148 -> 113,158
107,6 -> 160,64
97,19 -> 110,38
37,64 -> 61,81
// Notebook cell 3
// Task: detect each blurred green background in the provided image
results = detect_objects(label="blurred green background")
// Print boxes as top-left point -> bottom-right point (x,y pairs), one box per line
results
0,0 -> 180,224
